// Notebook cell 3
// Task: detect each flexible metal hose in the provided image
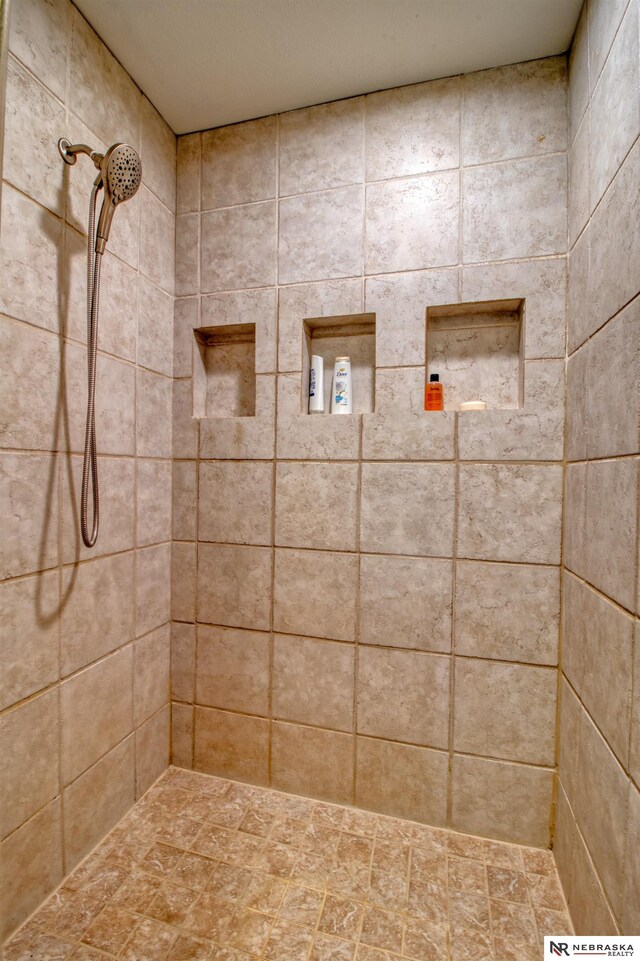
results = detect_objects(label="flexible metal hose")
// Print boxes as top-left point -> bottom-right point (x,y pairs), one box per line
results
80,184 -> 102,548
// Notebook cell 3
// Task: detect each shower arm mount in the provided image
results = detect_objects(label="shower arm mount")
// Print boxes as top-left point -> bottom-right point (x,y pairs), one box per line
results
58,138 -> 104,170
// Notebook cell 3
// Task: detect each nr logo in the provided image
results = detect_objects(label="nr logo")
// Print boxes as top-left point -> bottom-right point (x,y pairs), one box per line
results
550,944 -> 570,957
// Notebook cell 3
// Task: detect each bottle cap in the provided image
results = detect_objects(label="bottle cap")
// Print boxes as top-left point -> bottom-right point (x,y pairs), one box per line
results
429,374 -> 440,382
335,356 -> 350,362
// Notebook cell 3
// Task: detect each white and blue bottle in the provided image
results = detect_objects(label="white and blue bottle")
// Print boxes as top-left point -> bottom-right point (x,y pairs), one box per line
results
308,354 -> 324,414
330,356 -> 353,414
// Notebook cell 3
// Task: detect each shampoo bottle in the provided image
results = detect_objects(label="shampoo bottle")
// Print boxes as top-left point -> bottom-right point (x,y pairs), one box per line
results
330,356 -> 353,414
425,373 -> 444,411
308,354 -> 324,414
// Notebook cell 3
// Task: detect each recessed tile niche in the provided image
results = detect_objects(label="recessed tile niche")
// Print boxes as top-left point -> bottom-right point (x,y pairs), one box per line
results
426,299 -> 525,411
301,313 -> 376,414
194,324 -> 256,417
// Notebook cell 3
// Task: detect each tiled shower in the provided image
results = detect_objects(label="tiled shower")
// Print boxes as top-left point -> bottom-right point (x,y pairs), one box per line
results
0,0 -> 638,952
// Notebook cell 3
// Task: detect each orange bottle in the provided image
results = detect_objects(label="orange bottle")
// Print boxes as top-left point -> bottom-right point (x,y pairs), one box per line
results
424,373 -> 444,411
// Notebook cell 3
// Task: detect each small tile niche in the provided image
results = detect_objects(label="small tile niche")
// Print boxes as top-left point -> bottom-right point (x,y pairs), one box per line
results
194,323 -> 256,418
426,299 -> 524,411
302,313 -> 376,414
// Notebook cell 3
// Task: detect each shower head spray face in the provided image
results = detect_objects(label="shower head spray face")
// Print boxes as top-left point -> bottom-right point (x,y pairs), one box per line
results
95,143 -> 142,253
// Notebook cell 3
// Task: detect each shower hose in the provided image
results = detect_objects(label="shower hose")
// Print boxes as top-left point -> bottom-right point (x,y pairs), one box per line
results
81,182 -> 103,548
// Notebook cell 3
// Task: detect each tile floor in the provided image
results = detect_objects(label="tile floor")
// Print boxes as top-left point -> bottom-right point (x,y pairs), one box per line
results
3,767 -> 572,961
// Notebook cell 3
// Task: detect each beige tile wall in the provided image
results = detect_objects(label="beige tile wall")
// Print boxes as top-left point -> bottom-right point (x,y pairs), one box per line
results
557,0 -> 640,936
172,55 -> 568,852
0,0 -> 175,939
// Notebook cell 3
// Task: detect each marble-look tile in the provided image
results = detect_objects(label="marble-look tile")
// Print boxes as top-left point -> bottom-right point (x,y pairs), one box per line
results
563,467 -> 587,583
137,370 -> 172,458
278,279 -> 363,372
273,547 -> 357,641
589,0 -> 639,207
276,374 -> 361,460
0,799 -> 63,941
366,77 -> 460,180
566,344 -> 588,462
172,461 -> 196,542
359,554 -> 452,652
177,133 -> 201,214
171,542 -> 196,623
457,464 -> 563,564
8,0 -> 69,100
137,459 -> 172,547
173,297 -> 198,379
171,703 -> 194,769
356,736 -> 447,826
457,406 -> 563,463
275,462 -> 358,551
69,7 -> 140,149
357,647 -> 450,749
60,645 -> 133,784
366,172 -> 459,274
454,659 -> 557,765
366,268 -> 459,367
140,186 -> 175,295
63,346 -> 136,456
136,543 -> 171,637
451,754 -> 553,847
201,202 -> 277,292
569,111 -> 590,248
63,737 -> 135,870
173,380 -> 198,459
4,56 -> 66,216
463,154 -> 566,262
567,225 -> 591,353
60,551 -> 134,675
589,0 -> 631,92
455,561 -> 559,665
0,690 -> 59,839
360,463 -> 455,557
0,571 -> 59,711
585,458 -> 638,611
134,624 -> 170,726
462,57 -> 566,165
199,375 -> 276,460
197,544 -> 272,630
575,710 -> 629,917
622,781 -> 640,933
568,1 -> 589,145
140,96 -> 177,213
279,186 -> 363,285
201,287 -> 277,374
196,625 -> 270,715
0,316 -> 60,451
135,705 -> 170,798
590,141 -> 640,335
273,634 -> 355,731
0,453 -> 59,579
198,461 -> 272,546
175,214 -> 200,296
362,409 -> 455,461
171,623 -> 195,702
0,186 -> 63,334
194,707 -> 269,785
271,722 -> 354,806
202,116 -> 277,209
563,575 -> 634,766
280,97 -> 363,195
587,298 -> 640,459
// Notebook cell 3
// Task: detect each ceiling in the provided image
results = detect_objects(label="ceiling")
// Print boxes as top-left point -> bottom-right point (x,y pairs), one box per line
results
73,0 -> 583,135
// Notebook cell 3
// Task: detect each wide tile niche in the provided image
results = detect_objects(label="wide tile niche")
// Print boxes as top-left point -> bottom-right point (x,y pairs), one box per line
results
194,323 -> 256,418
426,299 -> 525,411
301,313 -> 376,414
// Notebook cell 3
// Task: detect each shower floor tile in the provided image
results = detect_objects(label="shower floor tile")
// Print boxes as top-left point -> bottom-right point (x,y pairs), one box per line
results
3,767 -> 572,960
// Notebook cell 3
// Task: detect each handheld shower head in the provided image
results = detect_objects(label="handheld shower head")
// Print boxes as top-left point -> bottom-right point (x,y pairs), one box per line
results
95,143 -> 142,253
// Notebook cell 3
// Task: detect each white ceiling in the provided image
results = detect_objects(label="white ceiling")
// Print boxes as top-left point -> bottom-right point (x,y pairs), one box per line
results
73,0 -> 583,135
